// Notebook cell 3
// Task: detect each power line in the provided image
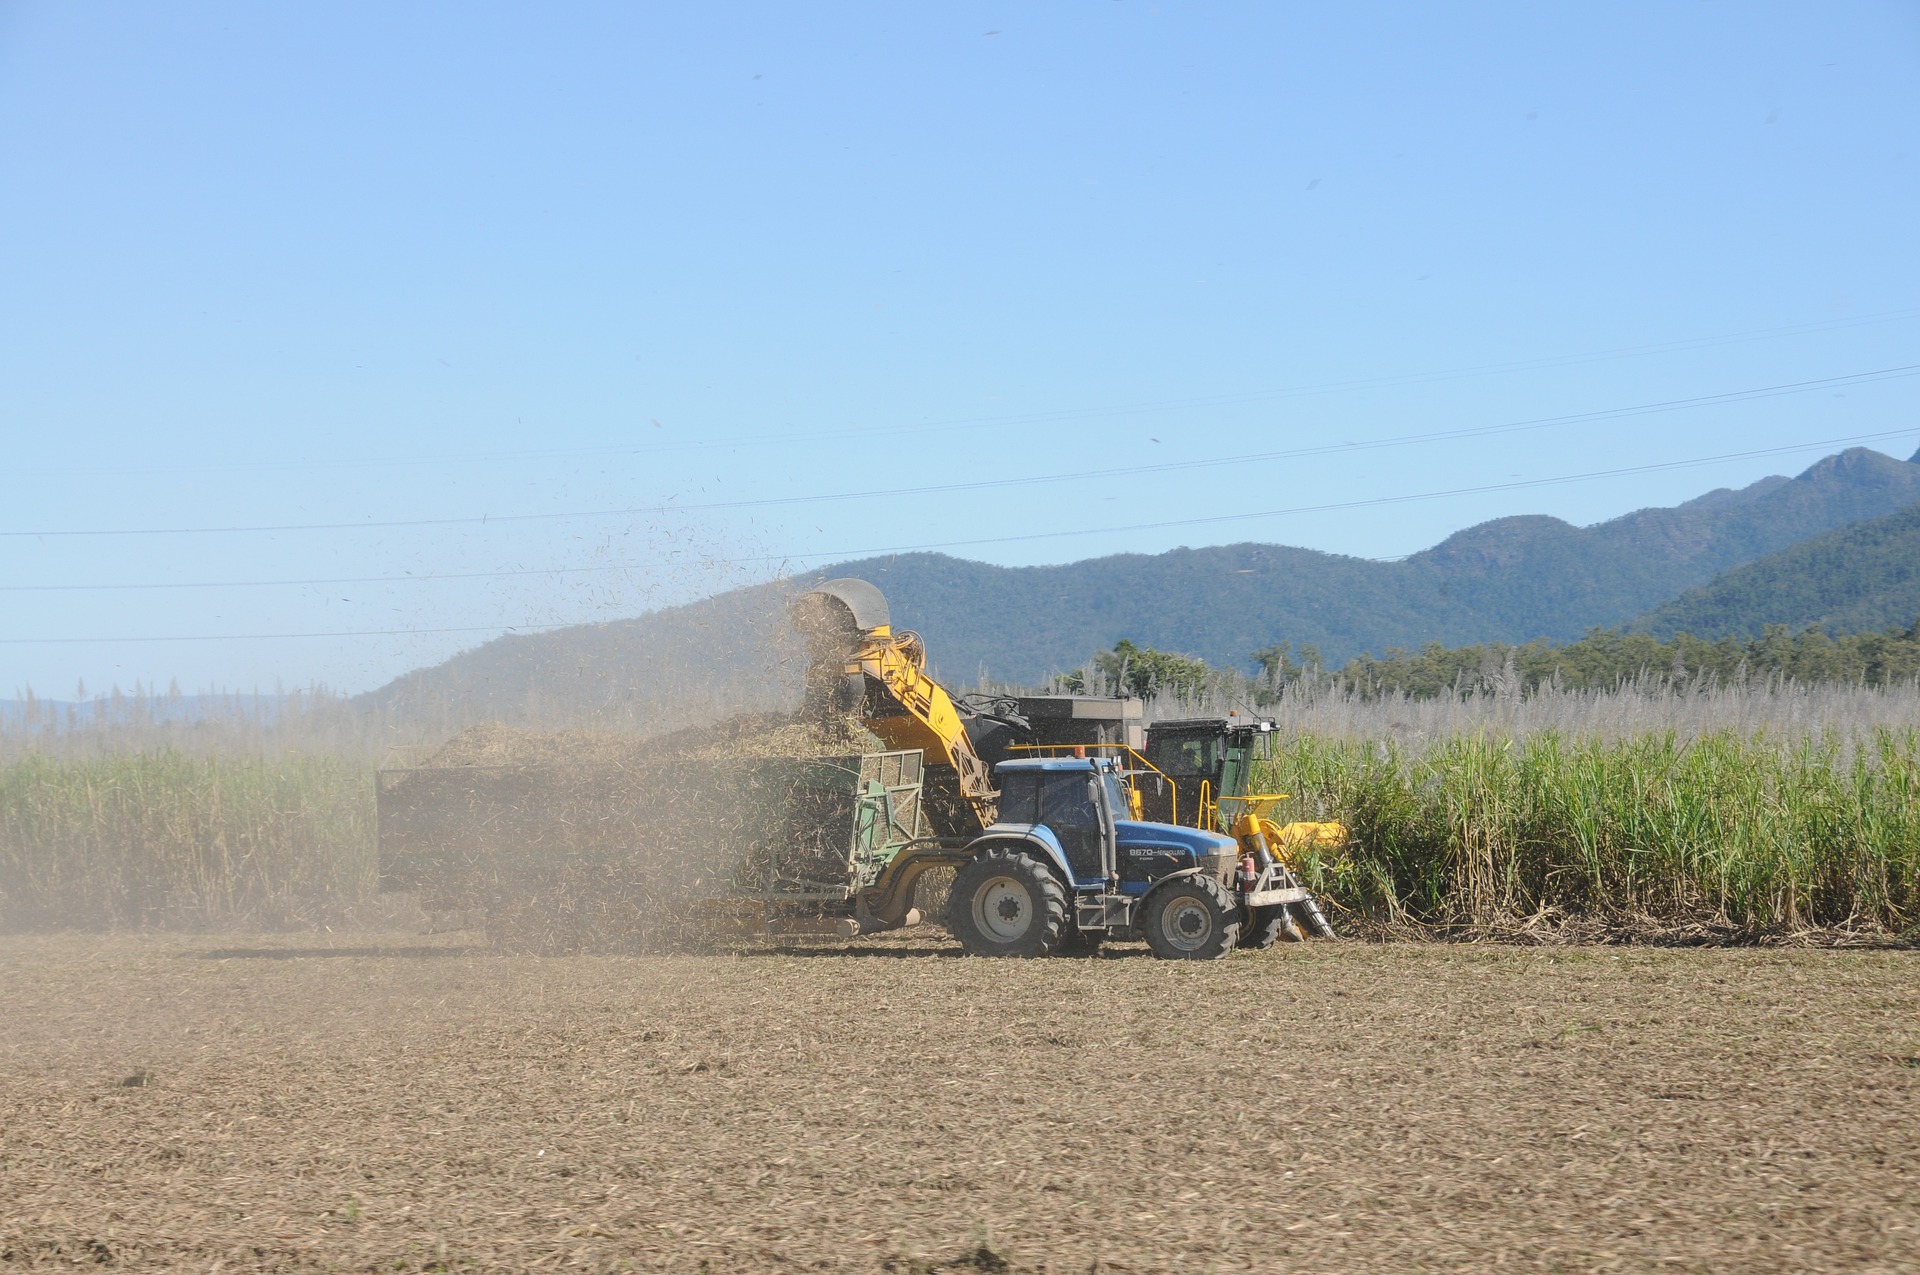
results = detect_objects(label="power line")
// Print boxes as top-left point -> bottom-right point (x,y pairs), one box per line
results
15,305 -> 1920,481
755,430 -> 1920,563
0,624 -> 580,645
3,427 -> 1912,642
0,563 -> 662,593
6,362 -> 1916,540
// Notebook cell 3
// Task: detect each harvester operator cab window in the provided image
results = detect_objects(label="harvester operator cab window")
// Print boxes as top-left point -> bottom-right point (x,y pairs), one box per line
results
1147,731 -> 1221,779
1177,738 -> 1217,774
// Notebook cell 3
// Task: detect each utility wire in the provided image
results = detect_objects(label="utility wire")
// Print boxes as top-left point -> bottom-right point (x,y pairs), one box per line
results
6,363 -> 1916,540
755,430 -> 1920,564
0,564 -> 662,593
15,305 -> 1920,480
0,624 -> 580,645
4,427 -> 1913,642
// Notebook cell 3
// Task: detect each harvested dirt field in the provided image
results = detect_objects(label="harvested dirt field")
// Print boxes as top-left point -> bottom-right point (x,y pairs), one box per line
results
2,933 -> 1917,1273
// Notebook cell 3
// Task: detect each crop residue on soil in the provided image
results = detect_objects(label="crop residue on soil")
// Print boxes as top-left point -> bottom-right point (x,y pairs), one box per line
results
2,933 -> 1916,1273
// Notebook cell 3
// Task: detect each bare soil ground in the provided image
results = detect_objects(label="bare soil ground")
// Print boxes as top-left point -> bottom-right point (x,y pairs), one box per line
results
2,931 -> 1917,1273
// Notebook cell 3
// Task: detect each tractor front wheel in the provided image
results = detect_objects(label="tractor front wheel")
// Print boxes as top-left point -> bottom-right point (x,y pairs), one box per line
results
947,848 -> 1068,958
1143,876 -> 1240,960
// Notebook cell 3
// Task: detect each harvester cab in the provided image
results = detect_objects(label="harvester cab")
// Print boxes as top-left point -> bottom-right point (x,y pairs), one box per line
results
1138,715 -> 1340,942
1137,716 -> 1271,828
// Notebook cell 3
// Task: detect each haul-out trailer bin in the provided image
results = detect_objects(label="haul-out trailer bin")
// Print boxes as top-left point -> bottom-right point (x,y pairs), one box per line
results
376,747 -> 931,949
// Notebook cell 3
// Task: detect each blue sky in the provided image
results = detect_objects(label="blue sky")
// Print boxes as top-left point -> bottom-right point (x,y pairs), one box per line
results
3,1 -> 1918,696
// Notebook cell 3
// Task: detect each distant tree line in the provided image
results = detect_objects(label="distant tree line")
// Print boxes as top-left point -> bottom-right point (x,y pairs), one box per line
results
1336,622 -> 1920,698
1058,620 -> 1920,704
1058,638 -> 1215,700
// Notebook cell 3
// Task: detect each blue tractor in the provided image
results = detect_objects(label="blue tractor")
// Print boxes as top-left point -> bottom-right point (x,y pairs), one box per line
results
794,578 -> 1324,958
944,755 -> 1272,959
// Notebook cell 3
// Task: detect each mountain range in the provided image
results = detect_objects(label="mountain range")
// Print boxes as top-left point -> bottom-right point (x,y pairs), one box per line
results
352,444 -> 1920,725
1637,497 -> 1920,640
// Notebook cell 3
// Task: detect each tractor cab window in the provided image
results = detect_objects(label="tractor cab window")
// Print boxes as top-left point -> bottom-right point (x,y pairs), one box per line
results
993,769 -> 1106,878
1039,773 -> 1104,878
996,771 -> 1042,825
1037,773 -> 1099,832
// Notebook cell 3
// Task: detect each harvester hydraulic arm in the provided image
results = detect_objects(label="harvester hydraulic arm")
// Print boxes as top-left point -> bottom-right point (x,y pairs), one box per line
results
847,627 -> 998,827
796,579 -> 999,832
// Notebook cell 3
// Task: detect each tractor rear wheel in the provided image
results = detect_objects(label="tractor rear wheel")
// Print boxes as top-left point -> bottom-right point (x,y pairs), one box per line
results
1239,903 -> 1303,949
947,848 -> 1068,958
1143,876 -> 1240,960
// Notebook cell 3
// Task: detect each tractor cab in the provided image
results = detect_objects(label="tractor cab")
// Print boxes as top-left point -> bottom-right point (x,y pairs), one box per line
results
1138,717 -> 1274,831
982,756 -> 1238,892
989,757 -> 1129,886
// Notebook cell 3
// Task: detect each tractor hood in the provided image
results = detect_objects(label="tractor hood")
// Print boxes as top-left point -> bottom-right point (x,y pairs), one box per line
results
1112,820 -> 1238,896
1114,821 -> 1237,859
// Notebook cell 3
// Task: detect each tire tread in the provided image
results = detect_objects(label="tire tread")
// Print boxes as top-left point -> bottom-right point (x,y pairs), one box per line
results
946,847 -> 1069,958
1142,873 -> 1241,961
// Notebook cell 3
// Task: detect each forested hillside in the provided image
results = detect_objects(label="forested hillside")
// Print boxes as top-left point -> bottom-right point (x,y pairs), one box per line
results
355,446 -> 1920,723
810,446 -> 1920,678
1636,502 -> 1920,639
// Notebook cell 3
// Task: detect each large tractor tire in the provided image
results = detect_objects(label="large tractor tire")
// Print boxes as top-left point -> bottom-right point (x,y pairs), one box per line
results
1142,875 -> 1240,961
947,848 -> 1068,958
1239,903 -> 1304,949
